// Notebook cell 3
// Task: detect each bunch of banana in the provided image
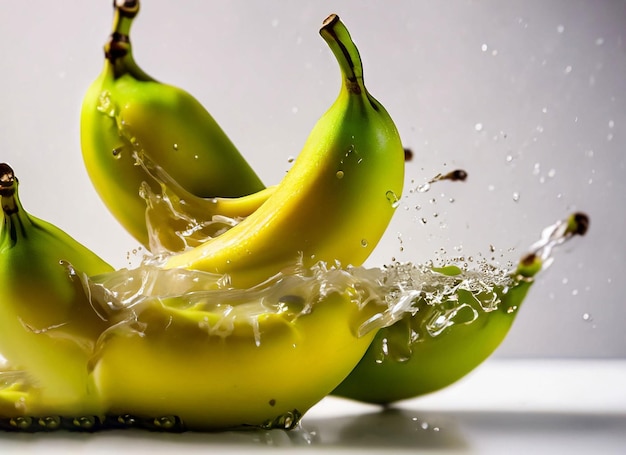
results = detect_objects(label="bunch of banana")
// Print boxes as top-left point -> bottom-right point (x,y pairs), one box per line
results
163,13 -> 405,289
0,0 -> 590,433
333,212 -> 590,404
0,163 -> 112,421
80,0 -> 265,249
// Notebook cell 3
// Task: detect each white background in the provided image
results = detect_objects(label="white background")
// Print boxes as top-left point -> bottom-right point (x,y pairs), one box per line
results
1,0 -> 624,359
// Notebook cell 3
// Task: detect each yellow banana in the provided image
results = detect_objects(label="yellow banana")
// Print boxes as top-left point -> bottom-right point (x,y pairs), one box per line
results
0,163 -> 112,420
85,264 -> 389,431
164,14 -> 406,288
80,0 -> 265,249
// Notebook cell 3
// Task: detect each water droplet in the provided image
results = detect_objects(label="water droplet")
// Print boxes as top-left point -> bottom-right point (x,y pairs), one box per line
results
582,312 -> 592,321
112,147 -> 123,158
548,168 -> 556,178
572,289 -> 579,296
557,24 -> 565,33
474,123 -> 484,132
481,43 -> 488,52
173,143 -> 179,151
287,156 -> 295,163
608,120 -> 615,128
291,106 -> 298,114
336,170 -> 344,179
506,155 -> 514,163
153,415 -> 178,430
73,415 -> 97,429
386,190 -> 400,208
361,239 -> 369,247
542,107 -> 548,113
564,65 -> 573,74
96,90 -> 116,117
533,163 -> 541,175
10,416 -> 32,429
512,192 -> 520,202
39,416 -> 61,429
271,18 -> 279,27
595,37 -> 605,46
417,182 -> 431,193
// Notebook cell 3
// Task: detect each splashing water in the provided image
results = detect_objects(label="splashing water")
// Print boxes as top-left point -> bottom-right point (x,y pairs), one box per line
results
133,151 -> 248,254
72,212 -> 586,351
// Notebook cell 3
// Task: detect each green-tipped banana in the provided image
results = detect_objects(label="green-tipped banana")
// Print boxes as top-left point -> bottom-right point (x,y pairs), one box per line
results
333,213 -> 590,404
0,163 -> 112,418
80,0 -> 265,249
164,14 -> 406,288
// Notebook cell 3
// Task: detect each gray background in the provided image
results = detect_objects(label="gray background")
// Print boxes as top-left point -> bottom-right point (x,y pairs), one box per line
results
1,0 -> 624,358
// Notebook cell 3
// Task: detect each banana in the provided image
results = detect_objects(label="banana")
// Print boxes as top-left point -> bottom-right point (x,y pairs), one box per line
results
80,0 -> 265,249
163,14 -> 406,288
84,263 -> 390,431
0,163 -> 112,419
333,213 -> 590,404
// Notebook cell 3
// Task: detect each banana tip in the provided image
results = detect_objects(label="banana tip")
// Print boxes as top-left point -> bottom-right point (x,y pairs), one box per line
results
569,212 -> 590,237
322,13 -> 340,29
0,163 -> 15,186
115,0 -> 140,18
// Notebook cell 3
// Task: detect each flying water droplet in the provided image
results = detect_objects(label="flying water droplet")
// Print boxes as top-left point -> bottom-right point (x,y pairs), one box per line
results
474,123 -> 484,132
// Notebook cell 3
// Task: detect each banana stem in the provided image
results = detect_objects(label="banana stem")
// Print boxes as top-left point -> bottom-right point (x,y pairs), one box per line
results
0,163 -> 32,246
320,14 -> 366,94
0,163 -> 18,213
104,0 -> 140,61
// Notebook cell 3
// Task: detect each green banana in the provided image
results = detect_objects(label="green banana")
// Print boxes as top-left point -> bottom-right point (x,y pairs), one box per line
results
333,213 -> 590,404
0,163 -> 112,419
80,0 -> 265,249
163,14 -> 406,288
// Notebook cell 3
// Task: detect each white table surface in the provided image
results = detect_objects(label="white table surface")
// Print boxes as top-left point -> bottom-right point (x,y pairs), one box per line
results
1,359 -> 624,454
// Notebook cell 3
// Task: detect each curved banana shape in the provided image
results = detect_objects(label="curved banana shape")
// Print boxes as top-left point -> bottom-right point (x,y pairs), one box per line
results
0,163 -> 113,419
85,264 -> 388,431
333,213 -> 590,404
164,14 -> 406,288
80,0 -> 265,248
